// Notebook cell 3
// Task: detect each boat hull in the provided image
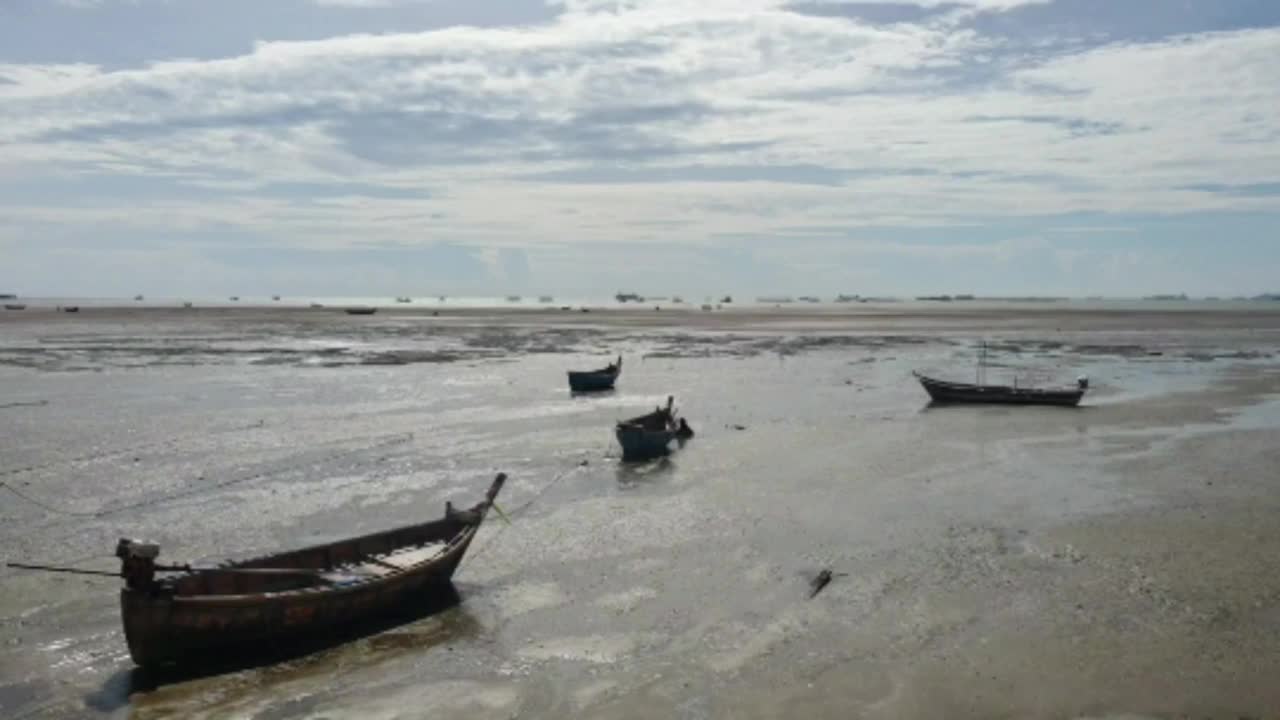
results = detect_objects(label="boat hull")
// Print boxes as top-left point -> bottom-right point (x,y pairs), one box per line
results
120,537 -> 471,667
120,477 -> 503,668
915,373 -> 1083,406
567,370 -> 618,392
616,424 -> 675,460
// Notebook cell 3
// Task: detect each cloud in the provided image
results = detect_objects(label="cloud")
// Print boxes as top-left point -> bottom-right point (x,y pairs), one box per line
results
0,0 -> 1278,295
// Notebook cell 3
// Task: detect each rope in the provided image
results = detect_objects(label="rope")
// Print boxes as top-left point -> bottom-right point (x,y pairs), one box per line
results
0,400 -> 48,410
460,449 -> 602,570
0,420 -> 270,479
0,432 -> 414,519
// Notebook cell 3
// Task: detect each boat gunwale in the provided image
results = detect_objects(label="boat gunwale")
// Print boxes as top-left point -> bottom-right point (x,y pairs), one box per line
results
139,524 -> 479,607
133,474 -> 505,607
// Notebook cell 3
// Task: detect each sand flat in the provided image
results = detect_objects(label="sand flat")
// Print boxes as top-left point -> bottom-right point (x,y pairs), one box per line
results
1,304 -> 1279,718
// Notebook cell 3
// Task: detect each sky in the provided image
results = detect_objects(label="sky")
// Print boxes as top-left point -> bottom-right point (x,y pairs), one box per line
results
1,0 -> 1278,298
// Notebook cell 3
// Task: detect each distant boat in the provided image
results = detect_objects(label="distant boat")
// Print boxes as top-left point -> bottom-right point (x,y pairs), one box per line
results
915,373 -> 1087,406
917,295 -> 954,302
538,295 -> 554,303
835,294 -> 859,303
758,296 -> 793,304
395,297 -> 412,303
183,302 -> 193,309
615,396 -> 693,461
701,304 -> 713,311
1145,293 -> 1188,301
344,307 -> 377,315
272,295 -> 281,301
310,303 -> 324,309
505,295 -> 522,302
0,293 -> 16,300
913,344 -> 1087,407
134,295 -> 144,301
568,355 -> 621,393
104,475 -> 505,668
615,292 -> 643,303
798,296 -> 820,303
672,296 -> 684,304
4,303 -> 27,311
720,295 -> 733,303
61,306 -> 80,313
229,296 -> 240,302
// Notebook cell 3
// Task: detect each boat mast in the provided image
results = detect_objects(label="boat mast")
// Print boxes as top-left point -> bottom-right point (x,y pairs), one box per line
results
976,341 -> 985,385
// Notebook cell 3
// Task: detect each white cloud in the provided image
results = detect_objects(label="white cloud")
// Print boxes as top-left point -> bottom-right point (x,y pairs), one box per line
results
0,0 -> 1277,286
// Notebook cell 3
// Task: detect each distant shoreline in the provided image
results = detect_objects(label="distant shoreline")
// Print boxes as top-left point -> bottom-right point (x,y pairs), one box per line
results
6,301 -> 1280,335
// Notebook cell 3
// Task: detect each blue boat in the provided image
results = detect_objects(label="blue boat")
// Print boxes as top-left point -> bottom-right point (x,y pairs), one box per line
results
568,356 -> 621,392
615,396 -> 693,461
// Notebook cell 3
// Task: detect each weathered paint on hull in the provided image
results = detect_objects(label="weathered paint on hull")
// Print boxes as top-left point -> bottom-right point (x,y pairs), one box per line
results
121,529 -> 476,667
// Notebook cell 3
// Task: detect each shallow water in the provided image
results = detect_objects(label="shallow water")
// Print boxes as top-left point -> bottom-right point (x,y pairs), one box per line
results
2,311 -> 1280,718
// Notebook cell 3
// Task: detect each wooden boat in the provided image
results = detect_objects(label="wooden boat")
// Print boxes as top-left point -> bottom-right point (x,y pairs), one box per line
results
616,396 -> 692,460
913,344 -> 1087,407
116,474 -> 505,668
344,307 -> 377,315
568,355 -> 621,392
914,373 -> 1086,406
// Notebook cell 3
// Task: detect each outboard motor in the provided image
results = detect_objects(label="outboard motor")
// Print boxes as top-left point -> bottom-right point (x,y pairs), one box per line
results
1077,376 -> 1090,390
676,418 -> 695,439
115,538 -> 160,589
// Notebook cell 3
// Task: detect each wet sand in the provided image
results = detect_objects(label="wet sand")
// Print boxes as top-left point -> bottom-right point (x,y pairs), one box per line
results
2,305 -> 1280,719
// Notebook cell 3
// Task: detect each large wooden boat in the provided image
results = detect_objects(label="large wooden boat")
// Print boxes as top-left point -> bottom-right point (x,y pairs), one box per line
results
568,355 -> 621,392
117,474 -> 505,668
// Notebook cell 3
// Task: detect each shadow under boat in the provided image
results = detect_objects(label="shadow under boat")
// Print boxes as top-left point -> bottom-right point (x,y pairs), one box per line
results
89,586 -> 478,709
570,387 -> 616,399
614,456 -> 678,487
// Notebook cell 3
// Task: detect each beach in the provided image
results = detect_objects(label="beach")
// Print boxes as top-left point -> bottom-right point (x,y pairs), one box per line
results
2,303 -> 1280,719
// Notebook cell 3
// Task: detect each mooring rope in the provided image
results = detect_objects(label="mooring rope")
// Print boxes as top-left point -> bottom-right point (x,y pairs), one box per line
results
459,446 -> 605,570
0,432 -> 414,519
0,420 -> 270,479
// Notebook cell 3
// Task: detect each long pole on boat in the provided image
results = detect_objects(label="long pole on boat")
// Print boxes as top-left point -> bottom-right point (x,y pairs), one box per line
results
976,341 -> 986,386
6,562 -> 119,577
7,561 -> 326,577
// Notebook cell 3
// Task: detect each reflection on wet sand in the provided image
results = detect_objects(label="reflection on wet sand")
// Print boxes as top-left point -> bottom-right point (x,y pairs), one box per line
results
614,457 -> 677,488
